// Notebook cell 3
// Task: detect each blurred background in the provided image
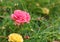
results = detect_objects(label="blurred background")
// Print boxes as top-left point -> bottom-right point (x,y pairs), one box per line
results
0,0 -> 60,42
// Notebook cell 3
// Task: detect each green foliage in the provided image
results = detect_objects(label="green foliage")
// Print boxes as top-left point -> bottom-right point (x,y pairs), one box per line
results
0,0 -> 60,42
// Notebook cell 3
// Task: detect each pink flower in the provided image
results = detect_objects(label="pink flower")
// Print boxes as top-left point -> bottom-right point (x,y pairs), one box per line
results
11,10 -> 30,25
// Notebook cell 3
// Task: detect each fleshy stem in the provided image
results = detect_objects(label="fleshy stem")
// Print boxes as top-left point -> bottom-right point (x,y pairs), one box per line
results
0,36 -> 8,39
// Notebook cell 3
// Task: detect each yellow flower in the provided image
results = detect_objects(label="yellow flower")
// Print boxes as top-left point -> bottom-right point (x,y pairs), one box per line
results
42,8 -> 49,14
8,33 -> 23,42
36,3 -> 40,7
